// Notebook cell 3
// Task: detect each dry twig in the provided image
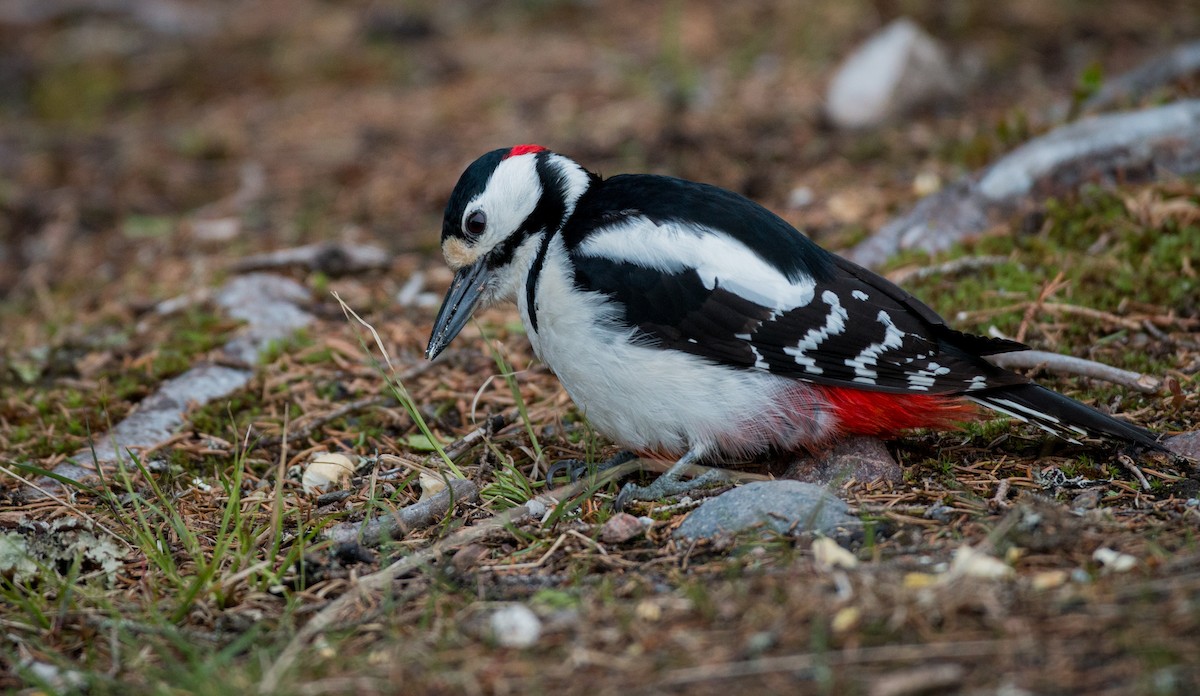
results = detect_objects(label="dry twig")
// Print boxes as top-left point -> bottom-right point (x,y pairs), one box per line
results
986,350 -> 1161,393
325,478 -> 480,547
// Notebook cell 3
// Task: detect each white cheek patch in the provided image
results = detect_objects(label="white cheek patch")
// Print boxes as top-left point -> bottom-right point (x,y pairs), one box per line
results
465,154 -> 543,255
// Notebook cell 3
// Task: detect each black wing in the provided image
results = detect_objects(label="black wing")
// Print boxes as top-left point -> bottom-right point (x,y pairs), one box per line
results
566,193 -> 1027,396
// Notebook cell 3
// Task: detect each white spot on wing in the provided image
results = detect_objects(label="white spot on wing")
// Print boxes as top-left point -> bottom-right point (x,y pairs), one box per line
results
844,310 -> 905,384
784,291 -> 847,375
968,395 -> 1087,444
852,290 -> 869,301
906,360 -> 951,391
748,343 -> 769,370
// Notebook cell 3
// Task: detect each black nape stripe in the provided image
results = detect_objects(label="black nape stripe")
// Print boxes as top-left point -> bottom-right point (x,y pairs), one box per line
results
486,153 -> 571,271
505,154 -> 583,332
525,232 -> 554,333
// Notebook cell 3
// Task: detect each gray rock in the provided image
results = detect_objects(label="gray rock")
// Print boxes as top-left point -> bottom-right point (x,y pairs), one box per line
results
673,481 -> 860,541
1165,431 -> 1200,462
825,18 -> 960,130
782,436 -> 900,486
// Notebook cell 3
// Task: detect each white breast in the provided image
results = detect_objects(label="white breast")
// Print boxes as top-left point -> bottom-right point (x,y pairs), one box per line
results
520,236 -> 840,459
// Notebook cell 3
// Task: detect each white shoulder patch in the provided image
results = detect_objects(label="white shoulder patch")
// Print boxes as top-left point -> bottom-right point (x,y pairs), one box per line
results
578,221 -> 817,311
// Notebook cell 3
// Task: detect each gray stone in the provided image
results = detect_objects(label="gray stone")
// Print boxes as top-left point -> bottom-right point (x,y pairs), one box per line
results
825,18 -> 960,130
782,436 -> 900,486
1165,431 -> 1200,462
673,481 -> 860,541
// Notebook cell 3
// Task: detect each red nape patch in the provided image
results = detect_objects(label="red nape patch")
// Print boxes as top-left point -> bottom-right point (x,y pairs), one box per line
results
505,144 -> 547,158
817,386 -> 981,437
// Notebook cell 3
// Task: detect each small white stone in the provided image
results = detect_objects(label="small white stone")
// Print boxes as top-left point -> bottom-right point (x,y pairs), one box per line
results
1093,547 -> 1138,573
812,536 -> 859,571
490,604 -> 542,648
526,499 -> 547,520
302,452 -> 356,494
948,545 -> 1013,580
418,471 -> 448,500
787,186 -> 815,209
190,217 -> 240,243
913,170 -> 942,197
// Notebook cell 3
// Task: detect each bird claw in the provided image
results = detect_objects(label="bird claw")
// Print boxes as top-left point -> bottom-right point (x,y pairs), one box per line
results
546,450 -> 637,484
614,468 -> 729,512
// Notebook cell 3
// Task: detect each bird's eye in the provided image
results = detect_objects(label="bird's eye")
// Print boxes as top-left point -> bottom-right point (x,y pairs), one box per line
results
465,210 -> 487,236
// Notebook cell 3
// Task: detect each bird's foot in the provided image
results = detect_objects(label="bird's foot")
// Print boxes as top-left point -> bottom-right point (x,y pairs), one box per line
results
546,450 -> 637,484
614,468 -> 729,512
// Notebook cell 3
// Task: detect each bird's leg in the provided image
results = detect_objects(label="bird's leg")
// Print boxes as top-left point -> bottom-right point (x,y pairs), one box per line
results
546,450 -> 637,484
614,448 -> 728,511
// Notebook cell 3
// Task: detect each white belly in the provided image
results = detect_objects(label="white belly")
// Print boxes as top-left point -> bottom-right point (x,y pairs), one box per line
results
519,239 -> 838,458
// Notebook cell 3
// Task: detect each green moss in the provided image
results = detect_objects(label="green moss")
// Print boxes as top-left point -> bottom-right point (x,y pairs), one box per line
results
30,60 -> 123,128
261,330 -> 315,365
893,188 -> 1199,351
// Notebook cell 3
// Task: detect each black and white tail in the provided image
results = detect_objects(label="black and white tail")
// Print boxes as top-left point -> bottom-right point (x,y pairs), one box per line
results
969,383 -> 1166,452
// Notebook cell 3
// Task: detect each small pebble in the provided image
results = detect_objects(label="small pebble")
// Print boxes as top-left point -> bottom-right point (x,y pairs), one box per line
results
1031,570 -> 1069,590
831,606 -> 861,634
673,481 -> 860,541
490,604 -> 541,648
302,453 -> 356,494
812,536 -> 859,571
1093,547 -> 1137,573
600,512 -> 645,544
787,186 -> 815,209
912,170 -> 942,196
949,545 -> 1013,580
525,499 -> 547,520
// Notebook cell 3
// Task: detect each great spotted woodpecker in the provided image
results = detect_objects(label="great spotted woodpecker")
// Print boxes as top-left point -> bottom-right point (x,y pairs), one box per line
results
425,145 -> 1165,506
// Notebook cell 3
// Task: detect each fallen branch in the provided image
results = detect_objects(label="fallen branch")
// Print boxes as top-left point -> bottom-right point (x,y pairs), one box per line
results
850,101 -> 1200,267
886,255 -> 1012,285
231,242 -> 392,275
1082,40 -> 1200,113
445,413 -> 509,461
326,478 -> 480,547
986,350 -> 1161,393
1116,453 -> 1152,492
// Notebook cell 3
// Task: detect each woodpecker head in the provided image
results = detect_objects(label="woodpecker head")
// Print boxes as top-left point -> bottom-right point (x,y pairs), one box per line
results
425,145 -> 594,360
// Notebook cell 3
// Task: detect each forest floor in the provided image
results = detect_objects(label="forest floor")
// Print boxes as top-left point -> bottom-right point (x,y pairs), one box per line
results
1,1 -> 1199,694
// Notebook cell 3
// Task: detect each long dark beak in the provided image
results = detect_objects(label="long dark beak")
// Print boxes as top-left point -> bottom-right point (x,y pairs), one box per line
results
426,260 -> 489,360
